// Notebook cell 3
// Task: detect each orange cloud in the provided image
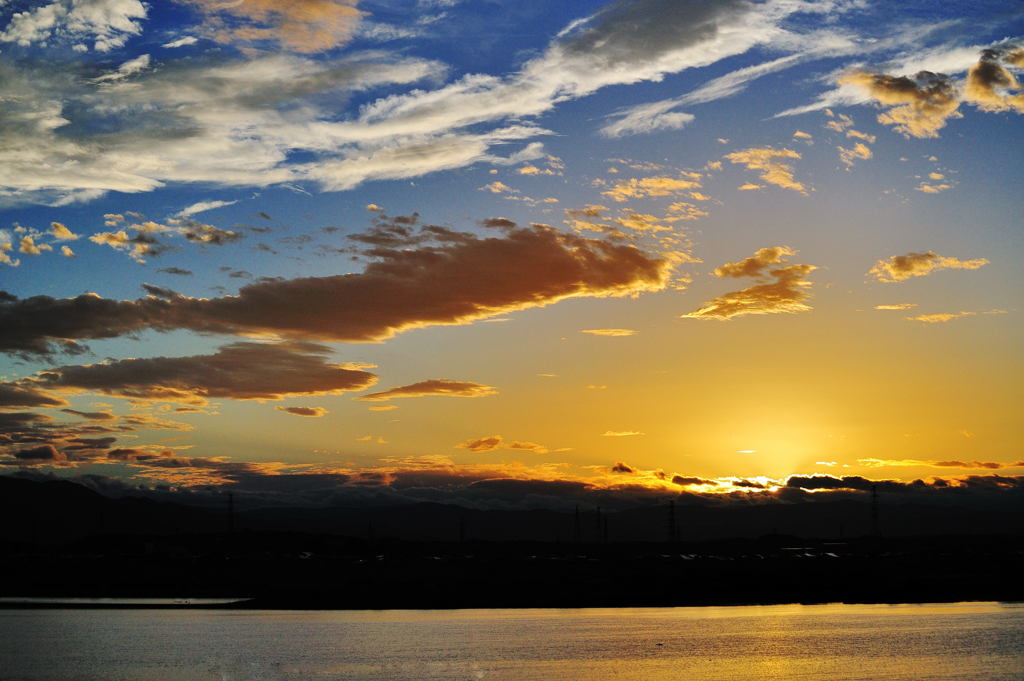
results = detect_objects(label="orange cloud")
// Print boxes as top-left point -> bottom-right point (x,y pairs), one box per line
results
1,222 -> 671,357
358,379 -> 496,402
724,147 -> 806,193
50,222 -> 79,241
180,0 -> 363,53
916,182 -> 952,194
613,212 -> 670,233
580,328 -> 637,337
838,142 -> 872,167
684,247 -> 816,320
964,46 -> 1024,113
868,251 -> 989,282
905,311 -> 974,323
839,70 -> 961,138
601,175 -> 701,202
713,246 -> 795,278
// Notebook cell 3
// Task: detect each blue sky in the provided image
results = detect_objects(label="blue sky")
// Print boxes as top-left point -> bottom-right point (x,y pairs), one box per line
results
0,0 -> 1021,504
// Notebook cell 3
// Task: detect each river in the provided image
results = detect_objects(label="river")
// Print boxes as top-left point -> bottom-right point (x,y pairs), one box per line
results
2,602 -> 1021,680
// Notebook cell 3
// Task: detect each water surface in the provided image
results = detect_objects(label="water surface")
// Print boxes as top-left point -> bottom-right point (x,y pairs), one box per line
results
2,602 -> 1021,680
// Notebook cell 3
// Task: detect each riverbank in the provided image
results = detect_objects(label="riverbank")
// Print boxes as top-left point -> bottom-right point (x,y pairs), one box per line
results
4,533 -> 1022,610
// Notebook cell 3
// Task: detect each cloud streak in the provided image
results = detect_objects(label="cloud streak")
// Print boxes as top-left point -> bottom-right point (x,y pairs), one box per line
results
0,222 -> 671,356
24,342 -> 376,405
358,379 -> 496,402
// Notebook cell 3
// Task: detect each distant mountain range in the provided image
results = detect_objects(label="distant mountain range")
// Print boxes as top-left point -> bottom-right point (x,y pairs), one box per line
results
2,475 -> 1020,545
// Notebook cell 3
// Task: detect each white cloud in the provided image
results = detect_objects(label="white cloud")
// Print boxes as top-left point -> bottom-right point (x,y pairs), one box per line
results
92,53 -> 150,83
601,53 -> 805,137
0,0 -> 989,205
0,0 -> 146,52
162,36 -> 198,49
176,200 -> 239,218
0,52 -> 444,205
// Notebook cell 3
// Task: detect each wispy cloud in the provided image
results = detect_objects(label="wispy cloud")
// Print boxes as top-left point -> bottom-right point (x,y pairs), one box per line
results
580,328 -> 637,337
358,379 -> 496,402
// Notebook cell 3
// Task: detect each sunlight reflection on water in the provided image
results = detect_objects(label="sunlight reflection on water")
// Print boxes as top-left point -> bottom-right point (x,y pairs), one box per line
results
2,602 -> 1022,681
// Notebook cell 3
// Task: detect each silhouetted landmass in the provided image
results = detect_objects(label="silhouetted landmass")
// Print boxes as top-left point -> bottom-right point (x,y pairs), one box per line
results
1,476 -> 1021,608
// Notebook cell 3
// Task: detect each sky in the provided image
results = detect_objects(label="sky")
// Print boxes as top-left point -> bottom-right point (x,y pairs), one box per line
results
0,0 -> 1022,509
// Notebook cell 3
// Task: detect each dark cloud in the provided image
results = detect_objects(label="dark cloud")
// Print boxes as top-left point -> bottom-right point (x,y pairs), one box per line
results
156,267 -> 193,276
611,461 -> 635,474
0,411 -> 54,432
563,0 -> 747,68
480,217 -> 517,230
732,479 -> 765,488
64,436 -> 117,451
275,406 -> 329,417
0,223 -> 670,356
672,475 -> 717,486
142,284 -> 182,299
358,379 -> 496,402
964,45 -> 1024,113
108,448 -> 176,462
13,444 -> 65,462
840,70 -> 961,138
457,435 -> 503,452
784,474 -> 937,494
934,460 -> 1005,470
60,408 -> 116,421
0,383 -> 68,409
30,342 -> 376,405
4,464 -> 1023,515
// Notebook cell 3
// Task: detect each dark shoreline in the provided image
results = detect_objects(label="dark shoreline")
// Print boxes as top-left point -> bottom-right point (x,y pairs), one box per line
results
6,528 -> 1022,612
1,597 -> 1019,611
